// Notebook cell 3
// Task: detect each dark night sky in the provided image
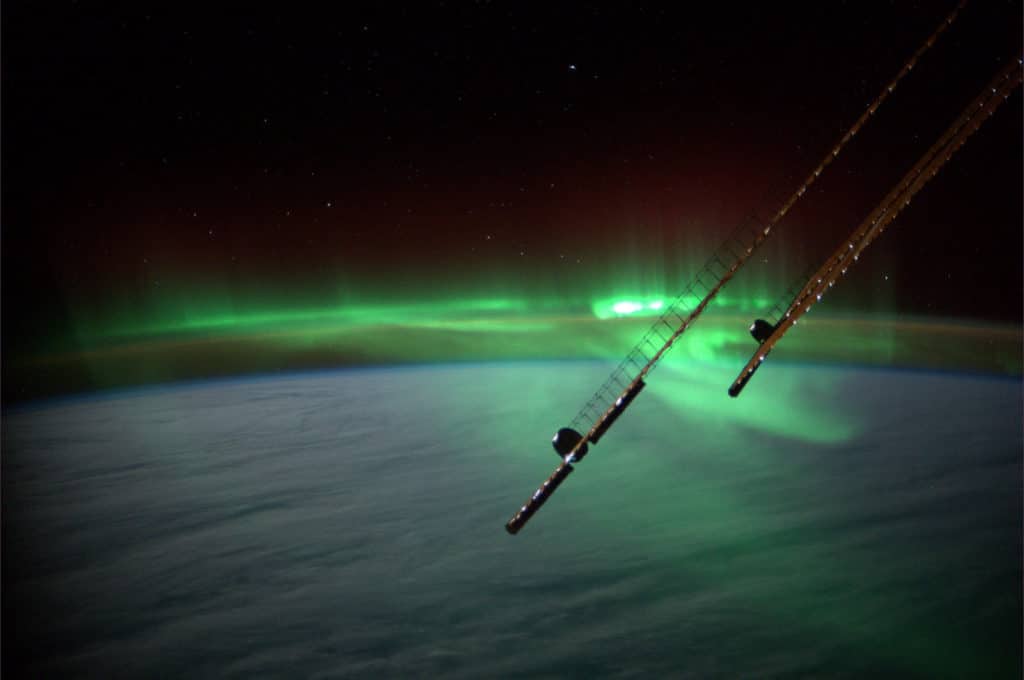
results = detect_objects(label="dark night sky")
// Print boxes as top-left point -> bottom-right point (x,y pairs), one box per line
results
3,1 -> 1022,359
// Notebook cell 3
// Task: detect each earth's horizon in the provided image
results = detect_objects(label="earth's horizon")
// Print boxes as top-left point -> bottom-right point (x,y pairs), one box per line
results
3,359 -> 1021,678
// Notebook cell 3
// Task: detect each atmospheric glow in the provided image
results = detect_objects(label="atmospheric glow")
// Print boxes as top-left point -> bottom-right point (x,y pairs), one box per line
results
612,301 -> 644,315
594,297 -> 673,319
592,293 -> 773,321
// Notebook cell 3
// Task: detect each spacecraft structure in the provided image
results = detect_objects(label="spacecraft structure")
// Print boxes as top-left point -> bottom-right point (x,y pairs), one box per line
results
504,1 -> 969,535
730,56 -> 1023,397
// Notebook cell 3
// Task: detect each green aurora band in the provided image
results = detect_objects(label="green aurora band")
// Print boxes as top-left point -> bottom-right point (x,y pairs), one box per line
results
73,291 -> 777,343
7,284 -> 1019,404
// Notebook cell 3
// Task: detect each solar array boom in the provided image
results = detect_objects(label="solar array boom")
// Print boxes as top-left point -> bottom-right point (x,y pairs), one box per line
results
729,56 -> 1023,397
504,1 -> 970,535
